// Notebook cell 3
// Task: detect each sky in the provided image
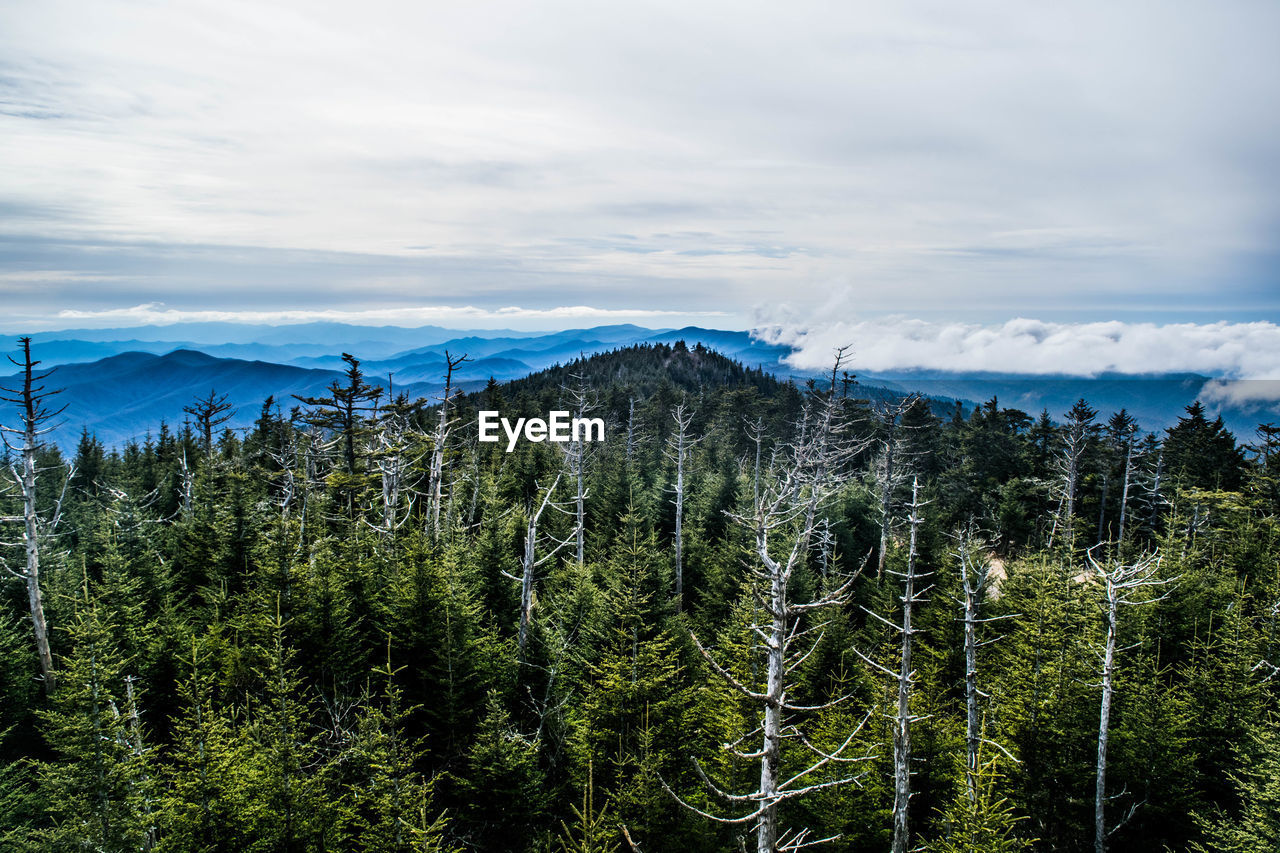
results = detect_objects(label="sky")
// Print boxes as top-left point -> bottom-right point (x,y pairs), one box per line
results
1,1 -> 1278,374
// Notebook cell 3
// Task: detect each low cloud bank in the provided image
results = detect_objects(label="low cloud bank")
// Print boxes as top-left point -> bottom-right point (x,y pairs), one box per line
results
34,303 -> 724,331
1200,380 -> 1280,409
756,317 -> 1280,386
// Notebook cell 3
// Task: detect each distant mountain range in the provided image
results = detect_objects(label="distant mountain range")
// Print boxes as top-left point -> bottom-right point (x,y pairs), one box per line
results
1,323 -> 1275,450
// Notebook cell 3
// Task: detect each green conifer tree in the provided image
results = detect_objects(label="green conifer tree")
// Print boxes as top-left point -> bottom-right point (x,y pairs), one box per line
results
34,585 -> 154,851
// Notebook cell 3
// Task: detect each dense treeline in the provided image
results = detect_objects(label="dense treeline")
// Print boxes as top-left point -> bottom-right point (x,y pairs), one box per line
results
1,339 -> 1278,852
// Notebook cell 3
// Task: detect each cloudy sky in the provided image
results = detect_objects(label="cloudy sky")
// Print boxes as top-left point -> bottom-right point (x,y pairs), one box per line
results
1,1 -> 1277,373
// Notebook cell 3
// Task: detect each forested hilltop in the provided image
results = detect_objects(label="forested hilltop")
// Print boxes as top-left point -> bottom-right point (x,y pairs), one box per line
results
1,338 -> 1278,852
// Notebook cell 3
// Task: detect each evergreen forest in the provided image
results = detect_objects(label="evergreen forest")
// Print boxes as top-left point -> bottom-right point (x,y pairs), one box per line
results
2,338 -> 1278,853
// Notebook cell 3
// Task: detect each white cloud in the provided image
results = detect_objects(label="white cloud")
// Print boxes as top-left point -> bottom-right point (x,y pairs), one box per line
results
759,315 -> 1280,380
1199,380 -> 1280,407
34,302 -> 724,330
0,270 -> 133,283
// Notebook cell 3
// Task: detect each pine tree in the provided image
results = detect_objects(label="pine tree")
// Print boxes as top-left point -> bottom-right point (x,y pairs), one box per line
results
338,650 -> 451,852
556,761 -> 621,853
156,632 -> 258,852
989,556 -> 1097,850
923,753 -> 1032,853
1192,712 -> 1280,853
34,583 -> 154,851
183,390 -> 235,463
1163,402 -> 1245,492
458,690 -> 549,850
0,613 -> 37,846
293,353 -> 381,500
244,603 -> 330,851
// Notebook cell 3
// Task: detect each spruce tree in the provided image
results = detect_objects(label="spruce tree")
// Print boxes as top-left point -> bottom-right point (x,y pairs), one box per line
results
34,585 -> 154,851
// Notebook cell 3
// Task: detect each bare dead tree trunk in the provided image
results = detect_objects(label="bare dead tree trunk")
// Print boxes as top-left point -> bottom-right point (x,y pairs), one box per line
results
178,449 -> 194,519
853,473 -> 932,853
1145,450 -> 1164,531
668,404 -> 697,610
25,449 -> 53,692
267,430 -> 300,522
382,445 -> 403,532
953,526 -> 1017,803
1088,548 -> 1175,853
1049,401 -> 1095,551
1064,458 -> 1079,539
519,497 -> 542,653
958,530 -> 984,801
428,351 -> 469,540
670,349 -> 874,853
626,396 -> 638,464
892,477 -> 927,853
371,398 -> 425,538
573,453 -> 585,565
871,397 -> 916,579
467,443 -> 481,528
758,538 -> 785,853
298,426 -> 325,549
1117,438 -> 1137,547
877,434 -> 897,579
878,452 -> 894,579
1095,588 -> 1116,853
746,415 -> 764,513
503,474 -> 577,654
561,372 -> 594,564
1095,472 -> 1110,547
1,337 -> 71,696
816,520 -> 834,580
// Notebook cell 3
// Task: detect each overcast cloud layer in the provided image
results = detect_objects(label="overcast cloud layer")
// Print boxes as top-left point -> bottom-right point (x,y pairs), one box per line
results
1,0 -> 1277,327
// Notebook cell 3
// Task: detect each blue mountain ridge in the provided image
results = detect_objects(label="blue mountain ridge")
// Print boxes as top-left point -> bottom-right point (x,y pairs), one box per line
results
1,325 -> 1275,450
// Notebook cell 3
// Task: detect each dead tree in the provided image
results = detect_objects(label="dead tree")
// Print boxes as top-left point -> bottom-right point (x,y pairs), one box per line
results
626,396 -> 641,464
671,349 -> 875,853
953,525 -> 1017,802
0,337 -> 74,695
182,389 -> 235,462
1096,410 -> 1138,546
296,425 -> 329,547
176,448 -> 194,519
464,439 -> 483,530
870,397 -> 919,579
559,372 -> 596,564
1048,399 -> 1097,551
267,431 -> 302,522
1138,438 -> 1166,537
1087,547 -> 1175,853
502,474 -> 580,654
426,351 -> 469,539
666,403 -> 699,609
370,395 -> 427,538
1110,414 -> 1142,548
854,477 -> 932,853
745,415 -> 765,513
892,481 -> 926,853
